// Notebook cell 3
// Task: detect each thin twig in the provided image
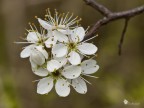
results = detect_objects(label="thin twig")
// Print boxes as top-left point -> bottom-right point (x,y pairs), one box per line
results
83,0 -> 112,16
118,18 -> 129,55
83,0 -> 144,54
84,4 -> 144,38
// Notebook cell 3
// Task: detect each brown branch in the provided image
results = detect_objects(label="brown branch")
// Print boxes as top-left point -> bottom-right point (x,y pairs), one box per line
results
118,18 -> 129,55
84,0 -> 112,16
84,0 -> 144,54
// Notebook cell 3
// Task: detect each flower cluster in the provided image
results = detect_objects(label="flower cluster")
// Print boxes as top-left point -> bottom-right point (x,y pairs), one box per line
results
18,9 -> 99,97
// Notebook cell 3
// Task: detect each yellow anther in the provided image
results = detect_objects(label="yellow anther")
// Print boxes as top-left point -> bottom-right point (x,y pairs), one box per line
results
79,18 -> 82,21
48,8 -> 50,11
35,16 -> 38,19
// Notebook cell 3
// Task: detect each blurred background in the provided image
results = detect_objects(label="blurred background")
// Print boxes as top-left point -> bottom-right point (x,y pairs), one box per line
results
0,0 -> 144,108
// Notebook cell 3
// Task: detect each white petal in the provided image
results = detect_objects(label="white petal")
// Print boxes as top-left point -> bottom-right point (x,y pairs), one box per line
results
30,47 -> 45,65
54,56 -> 67,66
81,59 -> 99,74
34,68 -> 49,77
78,43 -> 98,55
45,36 -> 57,48
52,43 -> 68,57
38,18 -> 52,30
68,51 -> 81,65
37,77 -> 53,94
53,30 -> 68,43
72,77 -> 87,94
47,60 -> 61,72
74,27 -> 85,41
62,65 -> 81,79
55,78 -> 70,97
70,27 -> 85,42
57,29 -> 68,34
20,45 -> 34,58
27,32 -> 39,43
47,30 -> 53,37
35,46 -> 48,59
29,57 -> 37,71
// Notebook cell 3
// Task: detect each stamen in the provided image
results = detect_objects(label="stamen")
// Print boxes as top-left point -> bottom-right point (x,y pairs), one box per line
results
32,23 -> 41,40
67,16 -> 78,26
46,9 -> 55,25
35,16 -> 38,19
28,22 -> 36,32
89,54 -> 98,59
64,13 -> 73,24
59,13 -> 65,25
32,23 -> 38,32
57,14 -> 62,24
14,41 -> 34,44
19,36 -> 26,41
82,35 -> 98,43
80,76 -> 91,85
67,17 -> 81,27
32,79 -> 41,83
63,12 -> 69,24
25,29 -> 31,33
44,9 -> 81,29
85,26 -> 90,33
42,28 -> 46,40
83,74 -> 99,79
48,8 -> 52,16
55,9 -> 59,25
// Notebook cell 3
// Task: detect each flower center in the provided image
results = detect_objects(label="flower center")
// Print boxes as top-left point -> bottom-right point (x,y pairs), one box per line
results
37,36 -> 48,45
52,70 -> 60,77
68,43 -> 77,50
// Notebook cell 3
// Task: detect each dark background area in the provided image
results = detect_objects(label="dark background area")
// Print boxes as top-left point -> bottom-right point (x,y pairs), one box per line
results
0,0 -> 144,108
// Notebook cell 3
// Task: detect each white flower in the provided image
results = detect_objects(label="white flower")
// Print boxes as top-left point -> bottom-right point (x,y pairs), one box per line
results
20,29 -> 48,57
36,60 -> 82,97
71,59 -> 99,94
38,9 -> 81,32
19,31 -> 45,50
17,24 -> 49,65
52,27 -> 98,65
47,60 -> 81,79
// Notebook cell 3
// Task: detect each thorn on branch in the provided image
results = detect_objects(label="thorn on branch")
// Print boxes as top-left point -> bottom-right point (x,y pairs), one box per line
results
118,18 -> 129,55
